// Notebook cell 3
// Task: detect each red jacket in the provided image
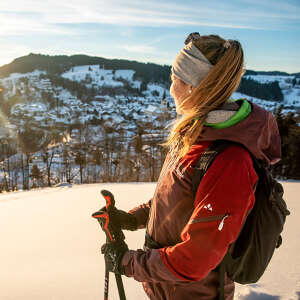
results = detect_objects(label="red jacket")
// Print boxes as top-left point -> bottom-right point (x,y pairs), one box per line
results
122,101 -> 281,300
159,144 -> 258,281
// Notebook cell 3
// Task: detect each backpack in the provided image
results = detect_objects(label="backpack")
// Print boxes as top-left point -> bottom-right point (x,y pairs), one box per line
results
191,139 -> 290,300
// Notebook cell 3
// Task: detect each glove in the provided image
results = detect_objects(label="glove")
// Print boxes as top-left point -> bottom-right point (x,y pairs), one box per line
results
101,241 -> 129,275
98,206 -> 138,231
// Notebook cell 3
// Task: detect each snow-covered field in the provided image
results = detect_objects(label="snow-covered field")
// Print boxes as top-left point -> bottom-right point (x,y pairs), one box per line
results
0,182 -> 299,300
61,65 -> 142,89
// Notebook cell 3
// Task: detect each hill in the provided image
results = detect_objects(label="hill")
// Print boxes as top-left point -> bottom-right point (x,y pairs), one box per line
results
0,54 -> 299,191
0,53 -> 171,84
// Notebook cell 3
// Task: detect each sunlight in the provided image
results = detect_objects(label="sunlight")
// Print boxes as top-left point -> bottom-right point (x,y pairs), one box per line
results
0,104 -> 23,152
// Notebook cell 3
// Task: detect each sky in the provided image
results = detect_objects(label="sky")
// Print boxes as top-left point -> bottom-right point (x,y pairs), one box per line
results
0,0 -> 300,73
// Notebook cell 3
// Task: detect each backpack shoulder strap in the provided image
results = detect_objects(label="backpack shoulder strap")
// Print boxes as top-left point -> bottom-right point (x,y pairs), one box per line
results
191,139 -> 233,196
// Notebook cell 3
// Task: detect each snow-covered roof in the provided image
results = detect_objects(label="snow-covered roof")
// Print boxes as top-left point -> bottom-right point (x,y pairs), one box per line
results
146,105 -> 157,113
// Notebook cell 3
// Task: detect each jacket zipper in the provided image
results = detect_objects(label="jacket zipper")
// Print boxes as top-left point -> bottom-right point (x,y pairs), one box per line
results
218,214 -> 229,231
189,214 -> 229,231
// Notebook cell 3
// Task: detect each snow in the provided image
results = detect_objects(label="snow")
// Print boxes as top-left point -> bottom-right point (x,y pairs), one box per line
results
54,182 -> 72,188
0,181 -> 299,300
283,87 -> 300,107
61,65 -> 123,87
1,67 -> 298,146
60,65 -> 143,91
146,104 -> 157,113
115,70 -> 135,81
146,83 -> 167,98
1,70 -> 45,81
244,75 -> 294,84
243,75 -> 300,108
231,92 -> 280,111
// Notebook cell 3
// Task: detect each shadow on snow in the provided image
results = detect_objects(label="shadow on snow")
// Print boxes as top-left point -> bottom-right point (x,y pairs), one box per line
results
243,291 -> 280,300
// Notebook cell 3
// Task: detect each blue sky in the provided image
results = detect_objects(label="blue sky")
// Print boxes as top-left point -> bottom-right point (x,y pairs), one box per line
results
0,0 -> 299,73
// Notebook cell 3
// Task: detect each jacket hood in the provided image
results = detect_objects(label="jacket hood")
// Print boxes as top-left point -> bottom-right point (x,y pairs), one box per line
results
198,99 -> 281,165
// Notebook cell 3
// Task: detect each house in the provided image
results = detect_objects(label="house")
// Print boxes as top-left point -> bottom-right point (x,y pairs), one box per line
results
145,105 -> 157,118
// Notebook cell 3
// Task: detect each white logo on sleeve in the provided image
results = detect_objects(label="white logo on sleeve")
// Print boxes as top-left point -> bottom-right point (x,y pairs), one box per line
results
204,204 -> 213,211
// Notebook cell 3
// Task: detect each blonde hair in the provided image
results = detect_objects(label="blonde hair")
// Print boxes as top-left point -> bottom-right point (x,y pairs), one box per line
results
164,34 -> 244,166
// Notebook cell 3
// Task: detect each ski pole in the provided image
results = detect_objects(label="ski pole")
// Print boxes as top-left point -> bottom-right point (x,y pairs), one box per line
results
92,207 -> 110,300
100,190 -> 126,300
92,189 -> 127,300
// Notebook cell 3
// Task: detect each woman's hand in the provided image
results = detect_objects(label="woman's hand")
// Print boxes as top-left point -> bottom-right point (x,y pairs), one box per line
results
98,206 -> 138,231
101,241 -> 129,275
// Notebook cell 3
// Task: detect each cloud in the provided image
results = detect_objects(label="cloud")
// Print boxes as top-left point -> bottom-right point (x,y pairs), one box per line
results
1,0 -> 286,35
0,0 -> 299,71
239,0 -> 300,19
120,44 -> 156,54
0,12 -> 75,36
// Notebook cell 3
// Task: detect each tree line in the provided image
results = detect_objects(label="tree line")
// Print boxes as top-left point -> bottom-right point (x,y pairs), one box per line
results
1,108 -> 299,193
237,78 -> 283,102
0,122 -> 168,192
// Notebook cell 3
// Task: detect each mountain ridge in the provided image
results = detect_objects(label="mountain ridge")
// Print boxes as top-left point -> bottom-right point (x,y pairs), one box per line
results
0,53 -> 171,84
0,53 -> 298,80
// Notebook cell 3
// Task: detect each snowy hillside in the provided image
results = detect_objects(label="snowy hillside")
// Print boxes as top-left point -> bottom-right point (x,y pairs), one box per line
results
243,74 -> 300,111
0,66 -> 172,132
61,65 -> 141,89
0,182 -> 299,300
0,61 -> 300,191
1,67 -> 299,133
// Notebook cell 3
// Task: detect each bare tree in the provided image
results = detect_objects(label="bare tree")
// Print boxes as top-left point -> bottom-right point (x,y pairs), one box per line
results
42,150 -> 55,187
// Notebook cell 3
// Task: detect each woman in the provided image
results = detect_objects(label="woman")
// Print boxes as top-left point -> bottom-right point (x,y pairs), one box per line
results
101,33 -> 281,299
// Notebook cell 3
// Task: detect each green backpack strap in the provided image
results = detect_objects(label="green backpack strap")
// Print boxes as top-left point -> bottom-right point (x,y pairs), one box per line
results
191,139 -> 234,300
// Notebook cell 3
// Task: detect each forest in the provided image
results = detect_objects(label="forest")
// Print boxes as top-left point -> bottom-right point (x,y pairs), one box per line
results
0,105 -> 299,193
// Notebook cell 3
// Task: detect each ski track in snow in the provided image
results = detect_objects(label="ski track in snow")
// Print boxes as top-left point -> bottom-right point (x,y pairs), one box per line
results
0,181 -> 299,300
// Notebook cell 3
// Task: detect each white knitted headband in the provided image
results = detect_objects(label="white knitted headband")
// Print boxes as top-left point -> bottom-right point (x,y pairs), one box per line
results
171,41 -> 213,88
172,32 -> 232,88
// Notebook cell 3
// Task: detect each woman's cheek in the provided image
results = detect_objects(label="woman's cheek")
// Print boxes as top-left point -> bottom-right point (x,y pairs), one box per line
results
170,83 -> 174,98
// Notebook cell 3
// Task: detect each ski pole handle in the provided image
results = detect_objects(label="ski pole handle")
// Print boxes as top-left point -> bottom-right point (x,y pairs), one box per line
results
92,210 -> 115,242
92,189 -> 125,243
91,189 -> 127,300
101,189 -> 115,212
